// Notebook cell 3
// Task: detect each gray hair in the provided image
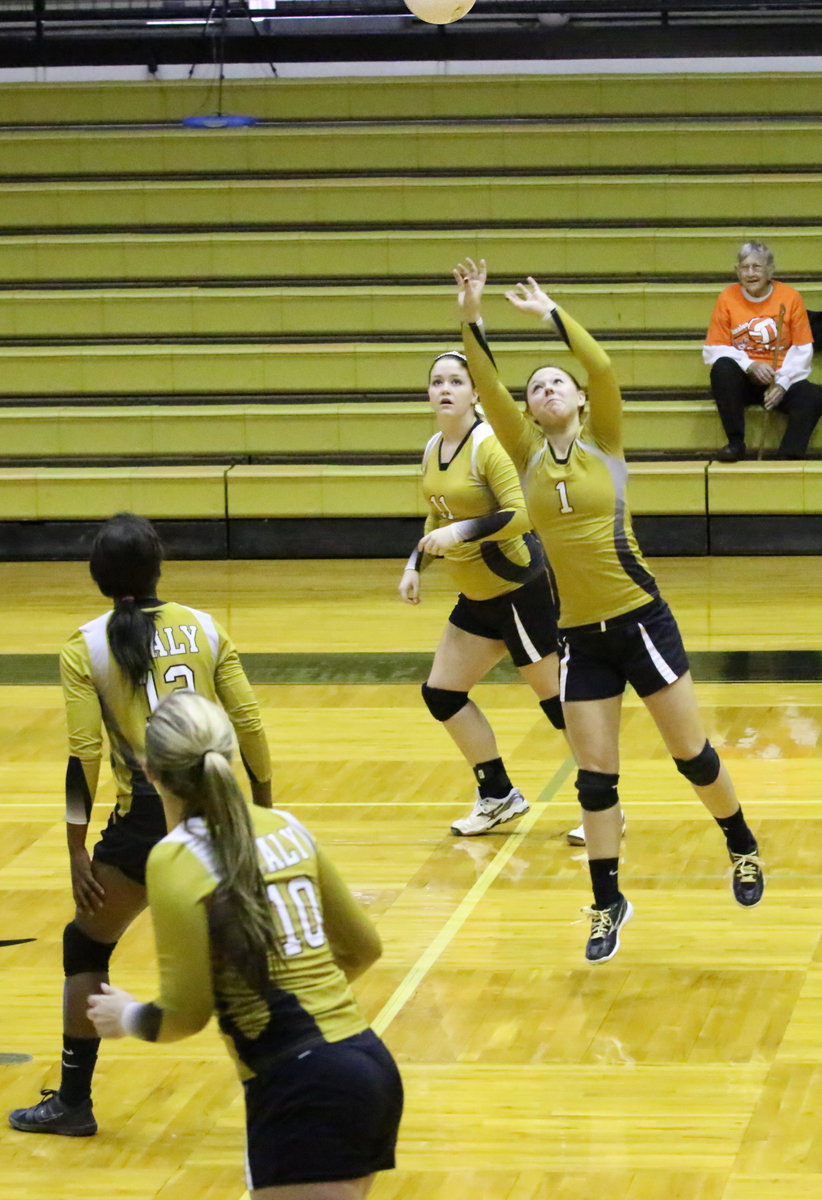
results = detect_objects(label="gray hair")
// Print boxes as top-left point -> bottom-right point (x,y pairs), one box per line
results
737,241 -> 774,270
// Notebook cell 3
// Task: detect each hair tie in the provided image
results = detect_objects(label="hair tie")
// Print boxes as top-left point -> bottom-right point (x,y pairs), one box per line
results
117,595 -> 136,603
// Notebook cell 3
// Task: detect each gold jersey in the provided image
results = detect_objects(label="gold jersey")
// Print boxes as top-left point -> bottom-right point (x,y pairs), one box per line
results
420,419 -> 538,601
462,311 -> 658,629
138,806 -> 370,1079
60,600 -> 270,822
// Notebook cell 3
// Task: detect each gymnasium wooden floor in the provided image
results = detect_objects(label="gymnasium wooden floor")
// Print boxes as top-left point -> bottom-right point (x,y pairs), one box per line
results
2,554 -> 822,1200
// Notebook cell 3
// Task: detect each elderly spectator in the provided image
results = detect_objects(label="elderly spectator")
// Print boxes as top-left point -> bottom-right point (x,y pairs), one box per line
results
704,240 -> 822,461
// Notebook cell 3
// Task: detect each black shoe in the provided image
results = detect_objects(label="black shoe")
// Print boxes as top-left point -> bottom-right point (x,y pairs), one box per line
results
583,894 -> 633,963
8,1089 -> 97,1136
717,442 -> 746,462
730,850 -> 765,907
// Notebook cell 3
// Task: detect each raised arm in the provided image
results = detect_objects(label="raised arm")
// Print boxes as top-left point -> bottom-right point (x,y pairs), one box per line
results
454,258 -> 538,472
506,276 -> 623,456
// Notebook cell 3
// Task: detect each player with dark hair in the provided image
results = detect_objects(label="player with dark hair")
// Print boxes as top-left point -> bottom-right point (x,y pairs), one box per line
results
454,259 -> 764,963
399,349 -> 565,835
87,690 -> 402,1199
9,512 -> 272,1136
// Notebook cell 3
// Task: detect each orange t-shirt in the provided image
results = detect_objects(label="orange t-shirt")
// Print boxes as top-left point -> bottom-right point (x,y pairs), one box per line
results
705,280 -> 811,367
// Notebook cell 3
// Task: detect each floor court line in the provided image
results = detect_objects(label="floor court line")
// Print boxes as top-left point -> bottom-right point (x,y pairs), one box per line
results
372,755 -> 576,1037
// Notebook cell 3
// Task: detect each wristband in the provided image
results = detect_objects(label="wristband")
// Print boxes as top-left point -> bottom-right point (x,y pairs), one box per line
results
121,1000 -> 145,1038
437,522 -> 467,549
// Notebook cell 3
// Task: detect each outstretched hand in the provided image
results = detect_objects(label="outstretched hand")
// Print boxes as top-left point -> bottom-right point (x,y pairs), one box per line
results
505,276 -> 555,319
453,258 -> 487,324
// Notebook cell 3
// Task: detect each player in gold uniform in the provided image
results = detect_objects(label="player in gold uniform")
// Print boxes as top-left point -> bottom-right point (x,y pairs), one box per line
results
399,350 -> 565,835
88,691 -> 402,1197
9,513 -> 272,1136
454,259 -> 764,963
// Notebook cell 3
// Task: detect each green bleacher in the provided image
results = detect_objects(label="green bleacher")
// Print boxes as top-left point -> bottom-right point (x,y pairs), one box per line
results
1,75 -> 819,123
0,73 -> 819,558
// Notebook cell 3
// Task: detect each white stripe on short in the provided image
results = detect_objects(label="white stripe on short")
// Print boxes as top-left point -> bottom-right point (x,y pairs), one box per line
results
638,621 -> 678,685
511,602 -> 542,664
559,640 -> 570,701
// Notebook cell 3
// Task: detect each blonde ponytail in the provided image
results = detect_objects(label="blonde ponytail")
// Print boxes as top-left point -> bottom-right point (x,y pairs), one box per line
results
145,692 -> 278,988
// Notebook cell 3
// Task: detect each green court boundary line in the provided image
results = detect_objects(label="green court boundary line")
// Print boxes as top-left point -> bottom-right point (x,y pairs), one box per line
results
1,649 -> 821,686
372,756 -> 576,1037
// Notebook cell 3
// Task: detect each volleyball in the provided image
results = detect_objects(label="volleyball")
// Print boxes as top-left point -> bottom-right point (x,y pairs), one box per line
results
751,316 -> 779,348
404,0 -> 477,24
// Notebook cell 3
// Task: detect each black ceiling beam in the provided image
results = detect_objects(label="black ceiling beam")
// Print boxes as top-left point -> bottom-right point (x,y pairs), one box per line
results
1,1 -> 821,66
3,0 -> 822,21
1,24 -> 822,66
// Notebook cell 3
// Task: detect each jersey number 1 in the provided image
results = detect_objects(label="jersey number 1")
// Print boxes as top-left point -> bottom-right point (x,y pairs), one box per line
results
555,481 -> 574,514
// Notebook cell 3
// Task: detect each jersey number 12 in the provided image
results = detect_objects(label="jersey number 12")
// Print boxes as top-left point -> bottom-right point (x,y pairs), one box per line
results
144,664 -> 196,711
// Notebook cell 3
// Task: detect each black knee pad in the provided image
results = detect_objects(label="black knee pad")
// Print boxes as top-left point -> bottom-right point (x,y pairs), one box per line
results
674,739 -> 721,787
576,769 -> 620,812
540,695 -> 565,730
421,683 -> 469,722
63,921 -> 117,977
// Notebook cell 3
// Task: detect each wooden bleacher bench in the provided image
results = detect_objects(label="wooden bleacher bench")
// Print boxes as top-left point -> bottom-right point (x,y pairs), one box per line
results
0,73 -> 817,125
1,120 -> 819,180
3,173 -> 822,231
0,341 -> 716,397
1,283 -> 820,340
0,465 -> 229,521
2,228 -> 821,285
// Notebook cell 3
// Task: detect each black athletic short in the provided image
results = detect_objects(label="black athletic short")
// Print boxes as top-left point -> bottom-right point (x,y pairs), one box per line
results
243,1028 -> 403,1188
559,597 -> 690,702
449,571 -> 558,667
92,778 -> 167,886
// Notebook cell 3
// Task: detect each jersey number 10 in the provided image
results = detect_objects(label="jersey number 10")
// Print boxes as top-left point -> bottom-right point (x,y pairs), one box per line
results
267,877 -> 325,957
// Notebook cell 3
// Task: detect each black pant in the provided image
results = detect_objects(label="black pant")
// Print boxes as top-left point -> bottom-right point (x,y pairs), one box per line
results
710,356 -> 822,458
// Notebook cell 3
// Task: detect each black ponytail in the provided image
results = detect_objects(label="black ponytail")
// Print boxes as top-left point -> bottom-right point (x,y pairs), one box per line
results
89,513 -> 164,690
107,600 -> 157,691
